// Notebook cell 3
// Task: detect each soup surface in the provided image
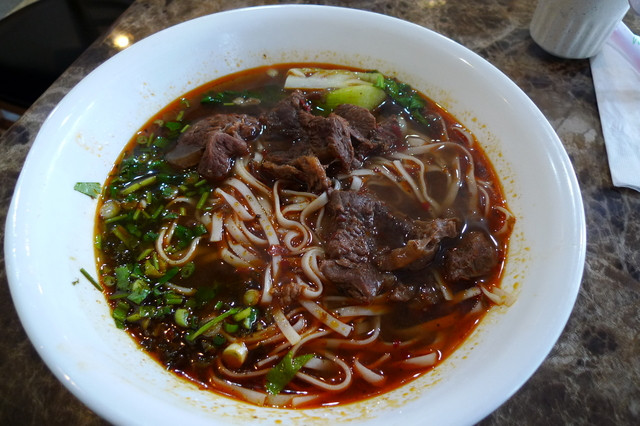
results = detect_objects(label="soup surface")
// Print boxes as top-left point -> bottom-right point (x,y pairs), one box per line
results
94,64 -> 514,408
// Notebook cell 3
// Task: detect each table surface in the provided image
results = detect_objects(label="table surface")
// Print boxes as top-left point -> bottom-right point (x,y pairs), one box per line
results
1,1 -> 639,424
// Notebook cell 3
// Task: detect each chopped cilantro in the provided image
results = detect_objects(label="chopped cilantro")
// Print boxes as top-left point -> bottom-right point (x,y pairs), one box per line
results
74,182 -> 101,199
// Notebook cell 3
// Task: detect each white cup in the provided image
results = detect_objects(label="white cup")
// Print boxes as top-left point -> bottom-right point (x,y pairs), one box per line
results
530,0 -> 630,58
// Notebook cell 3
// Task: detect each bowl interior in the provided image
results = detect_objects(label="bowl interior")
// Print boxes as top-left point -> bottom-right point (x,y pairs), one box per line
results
5,5 -> 585,425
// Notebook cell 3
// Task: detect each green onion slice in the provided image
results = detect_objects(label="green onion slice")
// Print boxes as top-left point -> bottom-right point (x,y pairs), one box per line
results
79,268 -> 103,291
186,307 -> 240,342
174,308 -> 190,327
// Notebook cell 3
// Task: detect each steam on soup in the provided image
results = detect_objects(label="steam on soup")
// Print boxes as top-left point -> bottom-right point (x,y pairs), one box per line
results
95,64 -> 515,408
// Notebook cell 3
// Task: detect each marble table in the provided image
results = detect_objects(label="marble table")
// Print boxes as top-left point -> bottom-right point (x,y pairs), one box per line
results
1,1 -> 639,424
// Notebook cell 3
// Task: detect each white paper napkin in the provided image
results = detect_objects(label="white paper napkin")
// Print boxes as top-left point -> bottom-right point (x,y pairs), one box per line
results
590,22 -> 640,192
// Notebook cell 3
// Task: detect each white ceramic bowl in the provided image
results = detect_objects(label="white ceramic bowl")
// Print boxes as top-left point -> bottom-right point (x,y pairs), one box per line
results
5,5 -> 585,425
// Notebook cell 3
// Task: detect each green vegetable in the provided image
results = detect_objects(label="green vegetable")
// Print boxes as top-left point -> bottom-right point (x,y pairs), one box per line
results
127,279 -> 150,304
136,132 -> 155,146
158,267 -> 180,284
115,265 -> 131,291
242,310 -> 258,330
243,289 -> 260,306
112,225 -> 137,249
79,268 -> 103,291
324,85 -> 387,111
174,308 -> 190,327
375,76 -> 437,129
186,307 -> 240,342
192,286 -> 217,308
195,190 -> 210,210
125,222 -> 142,238
180,262 -> 196,279
376,77 -> 425,111
201,90 -> 258,105
126,305 -> 156,322
283,68 -> 382,90
102,276 -> 116,287
164,121 -> 183,132
172,224 -> 201,250
120,175 -> 158,196
232,307 -> 259,330
224,323 -> 239,333
193,223 -> 208,236
232,307 -> 253,322
94,235 -> 102,250
138,247 -> 155,262
104,214 -> 128,224
74,182 -> 101,199
112,301 -> 130,329
153,136 -> 170,149
212,335 -> 226,346
164,292 -> 183,305
265,350 -> 314,395
143,258 -> 162,277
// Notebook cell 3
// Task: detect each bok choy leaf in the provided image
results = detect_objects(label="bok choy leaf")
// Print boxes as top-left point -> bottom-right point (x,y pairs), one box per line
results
284,68 -> 386,111
284,68 -> 383,89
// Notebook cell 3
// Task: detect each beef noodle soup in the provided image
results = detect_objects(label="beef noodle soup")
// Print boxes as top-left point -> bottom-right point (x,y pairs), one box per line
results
95,64 -> 515,408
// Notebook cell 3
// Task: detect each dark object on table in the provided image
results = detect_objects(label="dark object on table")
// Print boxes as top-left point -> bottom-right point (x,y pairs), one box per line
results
0,0 -> 133,110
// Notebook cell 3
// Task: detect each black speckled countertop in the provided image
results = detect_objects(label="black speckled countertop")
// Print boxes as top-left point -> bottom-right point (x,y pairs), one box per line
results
1,1 -> 639,424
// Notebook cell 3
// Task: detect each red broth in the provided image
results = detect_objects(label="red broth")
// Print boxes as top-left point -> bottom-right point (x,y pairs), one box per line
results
95,63 -> 514,408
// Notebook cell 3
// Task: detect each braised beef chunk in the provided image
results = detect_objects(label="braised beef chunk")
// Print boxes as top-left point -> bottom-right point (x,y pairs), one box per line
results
166,114 -> 260,180
322,261 -> 396,302
260,90 -> 310,141
299,112 -> 356,173
415,282 -> 445,306
388,272 -> 443,307
322,190 -> 377,265
197,132 -> 250,181
257,93 -> 403,192
319,190 -> 459,303
261,155 -> 330,192
260,92 -> 356,188
391,261 -> 453,309
376,218 -> 459,271
388,282 -> 416,302
372,197 -> 459,271
377,238 -> 441,272
443,231 -> 499,281
290,155 -> 331,192
333,104 -> 403,159
369,116 -> 403,156
320,190 -> 392,302
333,103 -> 377,145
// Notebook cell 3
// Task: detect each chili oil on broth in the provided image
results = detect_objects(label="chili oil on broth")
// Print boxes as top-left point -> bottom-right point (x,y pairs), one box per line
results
94,63 -> 514,408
